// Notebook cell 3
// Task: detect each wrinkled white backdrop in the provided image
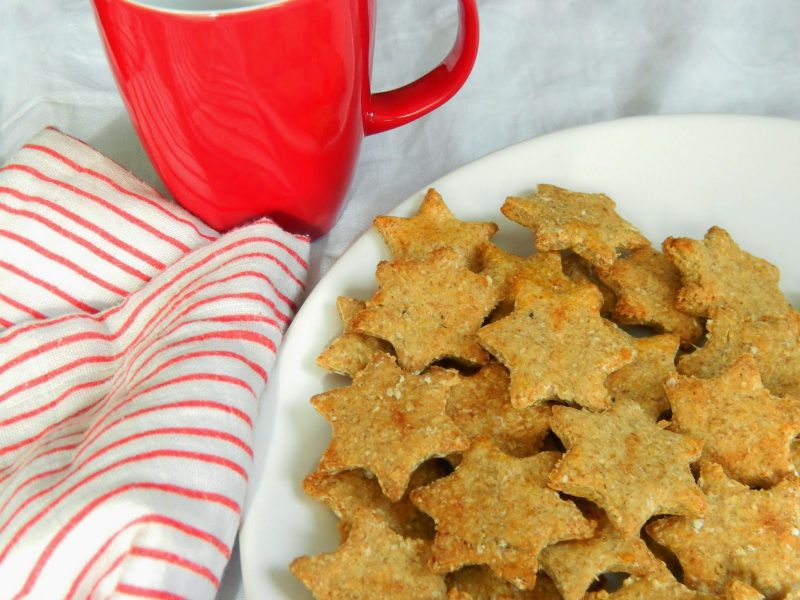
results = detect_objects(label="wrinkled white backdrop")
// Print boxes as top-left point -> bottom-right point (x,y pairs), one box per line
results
3,1 -> 800,597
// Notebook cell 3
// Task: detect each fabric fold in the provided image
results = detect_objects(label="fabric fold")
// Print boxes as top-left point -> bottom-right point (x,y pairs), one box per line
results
0,129 -> 309,599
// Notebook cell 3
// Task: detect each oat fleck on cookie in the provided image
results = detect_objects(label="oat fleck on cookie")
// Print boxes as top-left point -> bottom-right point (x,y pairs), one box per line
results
606,334 -> 680,421
374,188 -> 498,271
548,402 -> 705,535
501,184 -> 649,268
411,441 -> 595,590
647,462 -> 800,598
677,308 -> 800,398
446,363 -> 551,457
291,509 -> 448,599
316,296 -> 394,377
667,354 -> 800,487
478,282 -> 634,411
596,246 -> 702,345
539,515 -> 666,600
312,353 -> 468,501
662,226 -> 791,319
352,248 -> 496,372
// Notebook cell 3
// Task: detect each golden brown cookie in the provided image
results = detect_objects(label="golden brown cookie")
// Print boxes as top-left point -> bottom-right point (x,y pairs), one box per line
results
447,566 -> 563,599
411,441 -> 595,590
446,363 -> 551,457
501,184 -> 649,268
560,251 -> 617,317
666,354 -> 800,487
539,516 -> 666,600
478,282 -> 634,411
662,226 -> 791,319
352,248 -> 496,372
480,243 -> 571,314
374,188 -> 498,271
596,246 -> 703,346
677,309 -> 800,398
312,353 -> 468,501
291,509 -> 448,599
548,402 -> 705,536
606,334 -> 680,421
584,575 -> 716,599
304,459 -> 451,541
647,462 -> 800,598
316,296 -> 394,377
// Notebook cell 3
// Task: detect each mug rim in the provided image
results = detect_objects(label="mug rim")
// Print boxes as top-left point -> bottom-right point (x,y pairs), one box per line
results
118,0 -> 291,16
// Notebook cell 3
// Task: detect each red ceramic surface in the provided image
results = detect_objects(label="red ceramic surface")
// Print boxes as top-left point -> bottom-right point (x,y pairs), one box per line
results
92,0 -> 479,237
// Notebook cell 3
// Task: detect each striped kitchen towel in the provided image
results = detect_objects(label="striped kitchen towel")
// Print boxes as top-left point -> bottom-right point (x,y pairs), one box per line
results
0,128 -> 309,598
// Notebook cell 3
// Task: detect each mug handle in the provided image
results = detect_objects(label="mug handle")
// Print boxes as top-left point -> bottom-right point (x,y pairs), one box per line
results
363,0 -> 479,136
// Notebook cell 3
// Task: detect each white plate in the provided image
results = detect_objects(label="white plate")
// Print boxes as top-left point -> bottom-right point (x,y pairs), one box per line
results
240,114 -> 800,599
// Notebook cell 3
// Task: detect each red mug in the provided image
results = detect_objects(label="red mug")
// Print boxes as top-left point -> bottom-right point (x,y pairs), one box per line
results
91,0 -> 479,237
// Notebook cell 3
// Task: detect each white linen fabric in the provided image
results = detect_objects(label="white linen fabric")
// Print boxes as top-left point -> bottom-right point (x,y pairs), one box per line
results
3,0 -> 800,598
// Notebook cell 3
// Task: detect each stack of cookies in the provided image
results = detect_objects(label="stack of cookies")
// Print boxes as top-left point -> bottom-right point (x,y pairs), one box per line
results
290,186 -> 800,600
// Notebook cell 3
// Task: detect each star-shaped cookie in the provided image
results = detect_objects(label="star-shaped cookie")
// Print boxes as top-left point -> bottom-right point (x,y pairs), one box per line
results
446,362 -> 551,457
352,248 -> 497,372
374,188 -> 498,271
666,354 -> 800,487
647,462 -> 800,598
480,243 -> 571,314
596,246 -> 702,346
501,184 -> 649,268
548,402 -> 706,535
312,352 -> 468,501
539,515 -> 666,600
677,308 -> 800,397
316,296 -> 394,377
411,441 -> 595,590
477,282 -> 635,410
662,226 -> 791,319
606,334 -> 680,421
291,509 -> 448,599
303,459 -> 451,541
